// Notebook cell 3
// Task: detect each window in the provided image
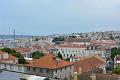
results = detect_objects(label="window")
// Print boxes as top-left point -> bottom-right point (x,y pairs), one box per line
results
13,60 -> 17,64
4,64 -> 6,67
4,64 -> 7,69
56,69 -> 57,73
67,54 -> 68,57
69,49 -> 71,52
27,67 -> 30,71
10,65 -> 13,70
18,66 -> 21,71
64,54 -> 65,57
66,50 -> 67,52
74,54 -> 75,57
60,68 -> 62,71
70,54 -> 72,58
47,69 -> 50,74
33,67 -> 36,72
73,50 -> 74,52
65,67 -> 67,70
70,66 -> 71,69
39,68 -> 43,73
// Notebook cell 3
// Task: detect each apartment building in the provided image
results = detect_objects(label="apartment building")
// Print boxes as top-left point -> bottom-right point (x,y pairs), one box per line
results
53,43 -> 107,62
25,53 -> 74,80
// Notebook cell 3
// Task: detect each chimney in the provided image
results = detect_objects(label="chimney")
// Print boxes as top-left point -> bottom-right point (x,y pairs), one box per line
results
74,72 -> 78,80
90,74 -> 96,80
103,67 -> 106,74
56,58 -> 61,64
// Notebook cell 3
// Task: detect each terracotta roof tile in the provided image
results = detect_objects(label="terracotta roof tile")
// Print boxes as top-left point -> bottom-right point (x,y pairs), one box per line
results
25,53 -> 73,69
0,51 -> 6,54
78,73 -> 119,80
13,48 -> 32,54
74,56 -> 105,73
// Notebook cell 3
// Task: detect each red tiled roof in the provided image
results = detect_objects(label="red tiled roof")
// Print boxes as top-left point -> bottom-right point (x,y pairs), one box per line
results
90,40 -> 117,48
13,48 -> 32,54
32,45 -> 42,49
85,56 -> 105,67
74,60 -> 94,73
74,56 -> 105,73
32,45 -> 45,52
25,53 -> 73,69
78,73 -> 119,80
0,50 -> 6,54
8,54 -> 17,60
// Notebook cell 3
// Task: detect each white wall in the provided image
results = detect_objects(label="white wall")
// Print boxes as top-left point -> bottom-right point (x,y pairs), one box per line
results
0,63 -> 25,73
55,47 -> 106,61
25,67 -> 53,77
2,52 -> 8,59
24,65 -> 74,80
53,65 -> 74,80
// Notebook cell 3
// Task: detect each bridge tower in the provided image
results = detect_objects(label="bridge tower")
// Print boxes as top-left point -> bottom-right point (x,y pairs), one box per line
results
14,29 -> 15,40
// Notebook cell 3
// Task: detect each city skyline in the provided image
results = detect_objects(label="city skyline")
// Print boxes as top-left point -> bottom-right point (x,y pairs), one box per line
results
0,0 -> 120,35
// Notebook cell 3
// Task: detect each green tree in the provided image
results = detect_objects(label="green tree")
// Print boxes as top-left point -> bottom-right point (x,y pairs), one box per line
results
10,52 -> 21,58
1,48 -> 27,64
57,52 -> 63,59
118,48 -> 120,55
32,51 -> 44,59
63,77 -> 68,80
109,34 -> 114,40
18,57 -> 27,64
11,52 -> 27,64
35,37 -> 39,41
113,66 -> 120,75
52,36 -> 64,44
65,58 -> 70,61
111,47 -> 119,59
1,48 -> 12,54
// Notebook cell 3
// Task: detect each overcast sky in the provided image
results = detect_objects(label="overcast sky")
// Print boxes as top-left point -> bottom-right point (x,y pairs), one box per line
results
0,0 -> 120,35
